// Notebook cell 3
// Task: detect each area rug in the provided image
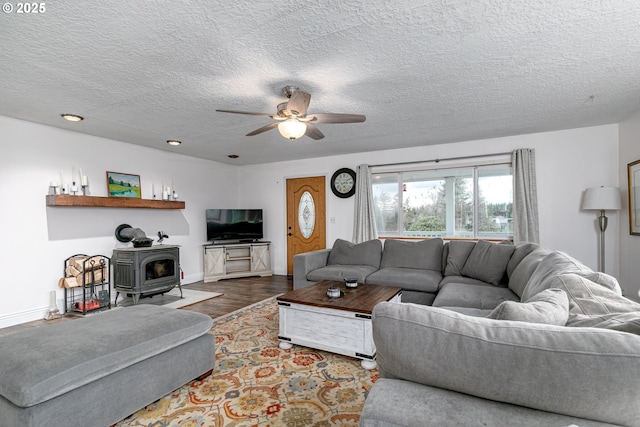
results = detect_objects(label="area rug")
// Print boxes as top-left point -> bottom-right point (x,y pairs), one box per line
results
116,287 -> 222,309
115,296 -> 378,426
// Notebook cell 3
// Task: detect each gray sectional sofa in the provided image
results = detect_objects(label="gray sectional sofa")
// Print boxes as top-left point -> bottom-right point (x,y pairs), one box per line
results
293,238 -> 640,426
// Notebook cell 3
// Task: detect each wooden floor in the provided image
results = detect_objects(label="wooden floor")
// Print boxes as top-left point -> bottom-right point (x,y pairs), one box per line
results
0,275 -> 292,336
180,274 -> 292,318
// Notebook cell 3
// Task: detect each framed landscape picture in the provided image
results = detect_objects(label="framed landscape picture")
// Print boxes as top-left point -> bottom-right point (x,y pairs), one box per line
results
628,159 -> 640,235
106,171 -> 141,198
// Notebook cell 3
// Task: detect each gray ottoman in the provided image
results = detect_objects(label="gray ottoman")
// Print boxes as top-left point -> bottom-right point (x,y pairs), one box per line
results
0,304 -> 215,427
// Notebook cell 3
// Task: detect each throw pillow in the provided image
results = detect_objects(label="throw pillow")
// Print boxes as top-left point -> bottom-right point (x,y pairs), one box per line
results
327,238 -> 383,268
506,242 -> 540,279
508,248 -> 552,298
461,240 -> 515,286
487,288 -> 569,325
380,238 -> 443,271
443,240 -> 476,276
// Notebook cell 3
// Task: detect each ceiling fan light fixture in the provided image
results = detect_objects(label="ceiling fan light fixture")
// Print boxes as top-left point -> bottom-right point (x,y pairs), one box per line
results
278,118 -> 306,140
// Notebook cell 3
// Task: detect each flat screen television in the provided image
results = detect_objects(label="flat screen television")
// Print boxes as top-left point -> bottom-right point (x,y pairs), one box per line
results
206,209 -> 263,242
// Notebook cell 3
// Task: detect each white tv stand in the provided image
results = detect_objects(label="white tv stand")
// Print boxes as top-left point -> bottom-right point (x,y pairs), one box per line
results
203,241 -> 272,282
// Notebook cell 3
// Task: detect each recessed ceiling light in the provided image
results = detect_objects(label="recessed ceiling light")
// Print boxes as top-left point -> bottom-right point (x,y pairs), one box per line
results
61,113 -> 84,122
228,154 -> 239,159
166,140 -> 182,146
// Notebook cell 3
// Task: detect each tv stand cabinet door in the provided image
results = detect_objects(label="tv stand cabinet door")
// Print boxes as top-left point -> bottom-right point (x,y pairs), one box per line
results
204,246 -> 225,282
251,244 -> 272,274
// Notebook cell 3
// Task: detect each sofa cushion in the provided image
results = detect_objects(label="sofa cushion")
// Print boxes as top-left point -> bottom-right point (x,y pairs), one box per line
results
366,267 -> 441,293
506,242 -> 540,278
567,312 -> 640,335
508,248 -> 552,298
582,271 -> 622,294
433,282 -> 518,310
461,240 -> 515,286
548,273 -> 640,321
399,290 -> 437,306
0,305 -> 212,407
307,264 -> 378,284
521,251 -> 593,302
361,379 -> 615,427
380,238 -> 443,271
443,240 -> 476,276
372,302 -> 640,426
487,288 -> 569,326
437,306 -> 493,317
327,238 -> 382,268
439,275 -> 494,288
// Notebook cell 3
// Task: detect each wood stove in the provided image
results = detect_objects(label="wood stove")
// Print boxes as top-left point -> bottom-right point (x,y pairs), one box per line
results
112,245 -> 181,305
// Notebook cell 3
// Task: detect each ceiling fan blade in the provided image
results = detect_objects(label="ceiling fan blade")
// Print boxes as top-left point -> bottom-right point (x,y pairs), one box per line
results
216,109 -> 274,117
307,113 -> 366,124
304,123 -> 324,140
287,90 -> 311,116
246,122 -> 279,136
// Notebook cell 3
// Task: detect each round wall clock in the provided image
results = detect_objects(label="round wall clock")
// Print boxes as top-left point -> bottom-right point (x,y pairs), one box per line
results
330,168 -> 356,198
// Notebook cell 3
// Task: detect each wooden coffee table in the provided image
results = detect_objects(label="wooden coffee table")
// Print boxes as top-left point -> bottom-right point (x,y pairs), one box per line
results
277,280 -> 402,369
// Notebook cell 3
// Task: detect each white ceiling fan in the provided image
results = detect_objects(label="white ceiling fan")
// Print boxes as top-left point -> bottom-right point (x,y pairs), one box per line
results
216,86 -> 366,140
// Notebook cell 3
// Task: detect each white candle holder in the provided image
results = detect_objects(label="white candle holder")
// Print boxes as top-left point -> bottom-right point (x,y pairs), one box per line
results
49,181 -> 60,195
45,290 -> 62,321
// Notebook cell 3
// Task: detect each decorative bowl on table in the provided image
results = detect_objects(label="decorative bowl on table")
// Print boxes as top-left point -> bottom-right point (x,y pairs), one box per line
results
327,286 -> 341,298
344,278 -> 358,288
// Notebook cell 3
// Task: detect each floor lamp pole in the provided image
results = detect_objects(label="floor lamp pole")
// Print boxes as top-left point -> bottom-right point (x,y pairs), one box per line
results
598,209 -> 608,273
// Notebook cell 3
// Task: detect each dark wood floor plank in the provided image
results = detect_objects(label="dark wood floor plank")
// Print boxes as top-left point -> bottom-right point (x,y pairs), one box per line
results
164,275 -> 291,318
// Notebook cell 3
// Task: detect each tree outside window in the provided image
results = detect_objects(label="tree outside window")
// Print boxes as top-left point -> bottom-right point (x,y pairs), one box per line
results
372,165 -> 512,239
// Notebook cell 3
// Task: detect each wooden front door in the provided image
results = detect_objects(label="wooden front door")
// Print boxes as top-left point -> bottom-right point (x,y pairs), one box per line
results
286,176 -> 326,276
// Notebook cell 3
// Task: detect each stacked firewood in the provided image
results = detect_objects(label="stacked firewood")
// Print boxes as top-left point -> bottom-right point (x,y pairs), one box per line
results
58,256 -> 106,288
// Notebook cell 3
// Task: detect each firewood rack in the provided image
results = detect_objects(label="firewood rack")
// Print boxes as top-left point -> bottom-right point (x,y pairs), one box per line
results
63,254 -> 111,315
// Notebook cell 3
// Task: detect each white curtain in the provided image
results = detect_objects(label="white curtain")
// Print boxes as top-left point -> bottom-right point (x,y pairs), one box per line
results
352,164 -> 378,243
512,148 -> 540,244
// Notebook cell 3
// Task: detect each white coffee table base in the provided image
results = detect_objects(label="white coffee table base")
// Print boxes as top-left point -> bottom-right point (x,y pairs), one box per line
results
360,359 -> 377,370
277,293 -> 400,370
279,341 -> 293,350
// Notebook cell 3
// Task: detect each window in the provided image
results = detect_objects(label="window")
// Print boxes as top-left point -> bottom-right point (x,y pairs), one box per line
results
372,164 -> 513,239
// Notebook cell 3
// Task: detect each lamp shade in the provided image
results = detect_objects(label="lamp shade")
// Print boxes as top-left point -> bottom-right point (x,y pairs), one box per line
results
581,186 -> 621,210
278,118 -> 307,140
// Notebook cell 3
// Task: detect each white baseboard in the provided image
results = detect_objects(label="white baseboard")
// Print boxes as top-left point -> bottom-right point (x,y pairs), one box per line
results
0,306 -> 50,329
183,272 -> 204,285
1,274 -> 206,330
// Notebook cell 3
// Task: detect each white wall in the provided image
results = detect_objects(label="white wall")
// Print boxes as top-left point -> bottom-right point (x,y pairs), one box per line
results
239,124 -> 622,287
618,109 -> 640,302
0,116 -> 237,327
0,116 -> 626,327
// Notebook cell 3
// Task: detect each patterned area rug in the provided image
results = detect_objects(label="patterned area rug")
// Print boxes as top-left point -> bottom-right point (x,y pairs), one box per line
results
115,296 -> 378,426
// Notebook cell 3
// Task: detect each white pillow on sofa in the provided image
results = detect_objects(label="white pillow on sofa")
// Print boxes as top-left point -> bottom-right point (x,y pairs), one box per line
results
487,288 -> 569,326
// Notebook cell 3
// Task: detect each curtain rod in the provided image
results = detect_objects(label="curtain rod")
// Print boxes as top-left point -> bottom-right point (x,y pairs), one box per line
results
370,151 -> 513,168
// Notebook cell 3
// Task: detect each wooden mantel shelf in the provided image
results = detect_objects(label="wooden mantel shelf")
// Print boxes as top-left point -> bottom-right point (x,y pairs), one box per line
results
46,195 -> 185,209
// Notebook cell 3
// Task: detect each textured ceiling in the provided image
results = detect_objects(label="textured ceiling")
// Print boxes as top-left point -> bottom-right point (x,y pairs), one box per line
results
1,1 -> 640,165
